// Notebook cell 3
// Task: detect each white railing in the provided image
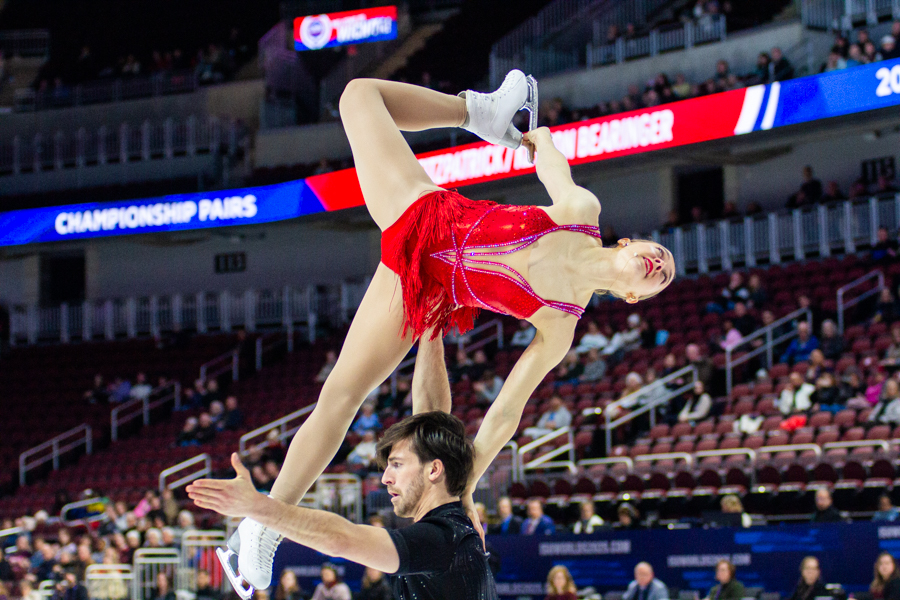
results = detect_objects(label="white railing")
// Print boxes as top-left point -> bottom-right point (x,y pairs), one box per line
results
0,29 -> 50,58
9,284 -> 325,347
179,530 -> 229,594
0,115 -> 234,177
158,453 -> 211,493
725,308 -> 813,397
587,16 -> 726,67
314,474 -> 363,524
603,365 -> 697,455
19,424 -> 92,485
518,426 -> 575,469
837,270 -> 885,333
651,194 -> 900,277
111,382 -> 182,441
199,349 -> 240,383
577,456 -> 634,472
132,548 -> 180,600
238,404 -> 316,454
85,563 -> 134,600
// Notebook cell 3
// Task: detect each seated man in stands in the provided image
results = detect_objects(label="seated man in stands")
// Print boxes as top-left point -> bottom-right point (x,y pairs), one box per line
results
579,348 -> 607,383
811,488 -> 842,522
819,320 -> 844,360
347,431 -> 379,475
352,403 -> 381,435
487,497 -> 521,535
572,500 -> 604,534
525,395 -> 572,438
869,379 -> 900,424
177,417 -> 199,447
195,413 -> 217,445
223,396 -> 244,431
872,227 -> 899,263
510,320 -> 537,347
874,494 -> 900,522
677,381 -> 712,424
685,344 -> 714,389
623,562 -> 669,600
780,322 -> 819,365
779,372 -> 815,416
521,499 -> 555,536
575,321 -> 609,354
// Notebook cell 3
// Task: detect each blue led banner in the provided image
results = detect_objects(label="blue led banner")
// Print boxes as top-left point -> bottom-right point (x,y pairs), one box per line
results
273,522 -> 899,599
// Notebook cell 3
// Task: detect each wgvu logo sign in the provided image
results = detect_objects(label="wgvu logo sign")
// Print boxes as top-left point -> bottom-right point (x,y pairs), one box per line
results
298,14 -> 332,50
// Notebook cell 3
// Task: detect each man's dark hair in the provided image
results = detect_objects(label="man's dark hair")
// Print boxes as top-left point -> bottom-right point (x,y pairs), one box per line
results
376,411 -> 474,497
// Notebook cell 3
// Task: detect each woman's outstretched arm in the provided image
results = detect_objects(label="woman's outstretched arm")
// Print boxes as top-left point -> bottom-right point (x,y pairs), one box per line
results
466,318 -> 576,492
524,127 -> 600,215
411,332 -> 452,415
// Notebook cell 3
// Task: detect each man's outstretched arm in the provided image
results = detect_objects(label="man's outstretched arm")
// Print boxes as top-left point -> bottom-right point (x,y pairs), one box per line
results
412,331 -> 452,415
188,453 -> 400,574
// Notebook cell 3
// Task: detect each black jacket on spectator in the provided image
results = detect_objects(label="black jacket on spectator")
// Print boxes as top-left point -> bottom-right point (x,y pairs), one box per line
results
707,579 -> 745,600
819,335 -> 845,360
488,515 -> 522,535
771,57 -> 795,81
811,506 -> 842,522
880,578 -> 900,600
357,578 -> 393,600
0,557 -> 12,581
787,579 -> 830,600
195,425 -> 216,445
195,586 -> 222,600
223,409 -> 244,430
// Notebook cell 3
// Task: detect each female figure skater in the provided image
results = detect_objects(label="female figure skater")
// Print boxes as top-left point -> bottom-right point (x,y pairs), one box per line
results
225,70 -> 674,595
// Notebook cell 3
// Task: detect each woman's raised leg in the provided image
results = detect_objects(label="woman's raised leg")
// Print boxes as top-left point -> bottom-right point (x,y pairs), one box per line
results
268,263 -> 413,505
337,78 -> 466,230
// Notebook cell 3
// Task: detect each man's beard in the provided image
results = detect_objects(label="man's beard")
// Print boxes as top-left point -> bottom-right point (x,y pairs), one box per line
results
393,471 -> 426,518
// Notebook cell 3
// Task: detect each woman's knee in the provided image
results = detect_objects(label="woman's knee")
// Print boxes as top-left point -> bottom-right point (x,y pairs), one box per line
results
319,379 -> 368,416
339,78 -> 379,117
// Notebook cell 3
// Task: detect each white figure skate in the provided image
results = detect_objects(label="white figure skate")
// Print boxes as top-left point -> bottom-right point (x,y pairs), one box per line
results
459,69 -> 538,154
217,517 -> 283,599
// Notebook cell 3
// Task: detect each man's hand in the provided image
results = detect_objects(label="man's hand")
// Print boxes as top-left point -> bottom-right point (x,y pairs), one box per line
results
461,493 -> 486,550
186,453 -> 265,518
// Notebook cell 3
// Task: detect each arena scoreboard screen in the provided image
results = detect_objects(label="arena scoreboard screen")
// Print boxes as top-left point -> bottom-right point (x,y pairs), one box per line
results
293,6 -> 398,51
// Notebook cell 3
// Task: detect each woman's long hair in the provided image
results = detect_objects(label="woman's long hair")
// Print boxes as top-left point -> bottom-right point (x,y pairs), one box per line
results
546,565 -> 577,594
793,557 -> 821,600
872,552 -> 899,593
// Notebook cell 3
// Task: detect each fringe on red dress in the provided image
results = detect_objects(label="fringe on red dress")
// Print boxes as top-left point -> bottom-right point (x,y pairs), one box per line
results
381,189 -> 492,341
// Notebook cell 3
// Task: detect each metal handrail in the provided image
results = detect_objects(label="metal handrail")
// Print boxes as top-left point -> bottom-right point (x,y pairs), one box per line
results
524,440 -> 576,468
604,365 -> 697,455
111,381 -> 182,441
633,452 -> 694,467
523,460 -> 578,475
694,448 -> 757,463
837,270 -> 884,333
823,440 -> 891,452
19,424 -> 92,486
577,456 -> 634,472
461,319 -> 505,353
757,443 -> 822,458
158,453 -> 211,493
725,308 -> 813,397
238,404 -> 316,454
519,426 -> 572,453
199,349 -> 240,382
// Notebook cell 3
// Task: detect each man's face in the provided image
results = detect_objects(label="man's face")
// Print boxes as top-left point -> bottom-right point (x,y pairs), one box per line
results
197,572 -> 210,588
498,498 -> 512,518
798,322 -> 810,340
815,489 -> 832,510
382,439 -> 428,518
635,564 -> 653,587
880,496 -> 893,512
527,500 -> 543,519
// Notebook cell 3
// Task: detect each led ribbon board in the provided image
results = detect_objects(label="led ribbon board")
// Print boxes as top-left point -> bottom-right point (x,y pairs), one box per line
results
3,59 -> 900,246
293,6 -> 397,51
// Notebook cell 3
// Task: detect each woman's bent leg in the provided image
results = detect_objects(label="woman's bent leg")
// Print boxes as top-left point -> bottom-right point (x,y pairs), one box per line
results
338,78 -> 466,230
267,263 -> 413,505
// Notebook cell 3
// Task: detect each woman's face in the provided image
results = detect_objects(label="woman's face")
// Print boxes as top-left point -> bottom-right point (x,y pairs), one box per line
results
612,241 -> 675,300
281,570 -> 297,589
716,563 -> 732,584
886,380 -> 900,399
552,570 -> 567,591
321,568 -> 336,584
365,567 -> 383,582
879,555 -> 896,579
801,559 -> 820,585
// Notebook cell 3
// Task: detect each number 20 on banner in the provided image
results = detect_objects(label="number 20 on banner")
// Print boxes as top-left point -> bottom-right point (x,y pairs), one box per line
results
876,64 -> 900,97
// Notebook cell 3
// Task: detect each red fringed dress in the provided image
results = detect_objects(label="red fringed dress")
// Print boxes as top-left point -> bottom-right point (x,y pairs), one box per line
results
380,189 -> 602,340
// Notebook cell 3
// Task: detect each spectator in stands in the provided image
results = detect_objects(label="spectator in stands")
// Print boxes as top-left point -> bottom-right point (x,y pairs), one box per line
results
84,375 -> 109,404
208,400 -> 225,430
579,348 -> 608,383
709,272 -> 750,313
177,417 -> 199,447
678,381 -> 712,424
108,377 -> 132,403
870,552 -> 900,600
786,557 -> 829,600
884,327 -> 900,366
274,569 -> 305,600
874,494 -> 900,522
545,565 -> 578,600
489,497 -> 522,535
811,488 -> 842,522
554,351 -> 584,383
522,499 -> 555,535
575,321 -> 608,354
150,572 -> 175,600
869,379 -> 900,424
704,560 -> 745,600
744,274 -> 767,310
347,431 -> 378,473
769,47 -> 794,81
731,302 -> 758,336
686,344 -> 714,388
821,181 -> 847,203
572,500 -> 604,534
789,166 -> 824,208
352,403 -> 381,435
804,349 -> 827,382
718,319 -> 743,351
747,52 -> 771,85
614,503 -> 641,529
310,563 -> 351,600
205,379 -> 223,405
511,320 -> 537,347
872,227 -> 899,263
195,569 -> 222,600
473,369 -> 505,404
811,372 -> 844,413
624,562 -> 668,600
847,44 -> 867,67
356,567 -> 391,600
223,396 -> 244,430
672,73 -> 692,98
819,320 -> 844,360
822,51 -> 847,72
780,321 -> 819,365
865,40 -> 883,62
194,413 -> 216,445
0,547 -> 11,582
129,372 -> 153,401
527,396 -> 572,437
877,174 -> 899,194
54,570 -> 89,600
720,495 -> 751,528
883,35 -> 899,61
779,372 -> 815,415
874,288 -> 899,323
316,350 -> 338,383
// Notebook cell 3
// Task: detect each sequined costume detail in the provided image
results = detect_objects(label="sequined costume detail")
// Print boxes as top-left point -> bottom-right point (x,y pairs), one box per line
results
381,189 -> 602,340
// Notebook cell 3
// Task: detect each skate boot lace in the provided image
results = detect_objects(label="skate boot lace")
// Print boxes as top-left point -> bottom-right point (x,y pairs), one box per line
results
250,525 -> 283,571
